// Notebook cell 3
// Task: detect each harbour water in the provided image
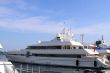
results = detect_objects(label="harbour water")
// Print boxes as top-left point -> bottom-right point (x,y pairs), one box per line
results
11,62 -> 106,73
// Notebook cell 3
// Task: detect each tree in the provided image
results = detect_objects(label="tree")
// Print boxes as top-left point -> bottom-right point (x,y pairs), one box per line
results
95,40 -> 102,47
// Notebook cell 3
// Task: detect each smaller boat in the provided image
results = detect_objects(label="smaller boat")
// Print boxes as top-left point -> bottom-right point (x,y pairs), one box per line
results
0,44 -> 19,73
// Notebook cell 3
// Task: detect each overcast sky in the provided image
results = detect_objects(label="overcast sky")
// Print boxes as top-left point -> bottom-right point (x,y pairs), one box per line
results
0,0 -> 110,50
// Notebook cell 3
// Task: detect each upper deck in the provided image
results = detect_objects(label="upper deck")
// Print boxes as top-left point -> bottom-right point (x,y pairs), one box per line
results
27,28 -> 83,50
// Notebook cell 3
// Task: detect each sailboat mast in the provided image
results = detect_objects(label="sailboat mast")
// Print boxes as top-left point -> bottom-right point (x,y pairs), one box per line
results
102,35 -> 104,43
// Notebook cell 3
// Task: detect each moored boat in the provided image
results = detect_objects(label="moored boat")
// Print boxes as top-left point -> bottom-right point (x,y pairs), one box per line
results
6,28 -> 110,71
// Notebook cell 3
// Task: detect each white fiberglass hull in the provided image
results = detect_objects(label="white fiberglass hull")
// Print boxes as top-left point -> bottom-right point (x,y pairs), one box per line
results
7,55 -> 106,69
0,61 -> 18,73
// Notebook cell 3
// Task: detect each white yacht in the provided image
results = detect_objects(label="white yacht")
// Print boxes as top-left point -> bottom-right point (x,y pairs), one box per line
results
0,44 -> 19,73
7,28 -> 110,70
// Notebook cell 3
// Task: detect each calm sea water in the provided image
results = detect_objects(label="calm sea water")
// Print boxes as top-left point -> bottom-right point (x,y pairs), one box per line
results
12,62 -> 105,73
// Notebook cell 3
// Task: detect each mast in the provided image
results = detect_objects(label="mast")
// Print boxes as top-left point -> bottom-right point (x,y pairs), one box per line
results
60,28 -> 74,41
102,35 -> 104,43
80,34 -> 84,44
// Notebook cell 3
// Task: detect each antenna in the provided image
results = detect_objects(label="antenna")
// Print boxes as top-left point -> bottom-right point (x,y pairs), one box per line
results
80,34 -> 84,44
68,22 -> 71,33
63,21 -> 66,28
102,35 -> 104,43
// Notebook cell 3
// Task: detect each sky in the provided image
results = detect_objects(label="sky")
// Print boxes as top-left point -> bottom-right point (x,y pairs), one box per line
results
0,0 -> 110,50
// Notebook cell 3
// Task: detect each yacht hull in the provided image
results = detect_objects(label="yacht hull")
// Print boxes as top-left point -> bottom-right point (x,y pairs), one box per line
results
7,55 -> 106,69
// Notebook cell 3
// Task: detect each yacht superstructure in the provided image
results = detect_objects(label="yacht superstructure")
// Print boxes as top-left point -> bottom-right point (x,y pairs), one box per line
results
7,28 -> 110,70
